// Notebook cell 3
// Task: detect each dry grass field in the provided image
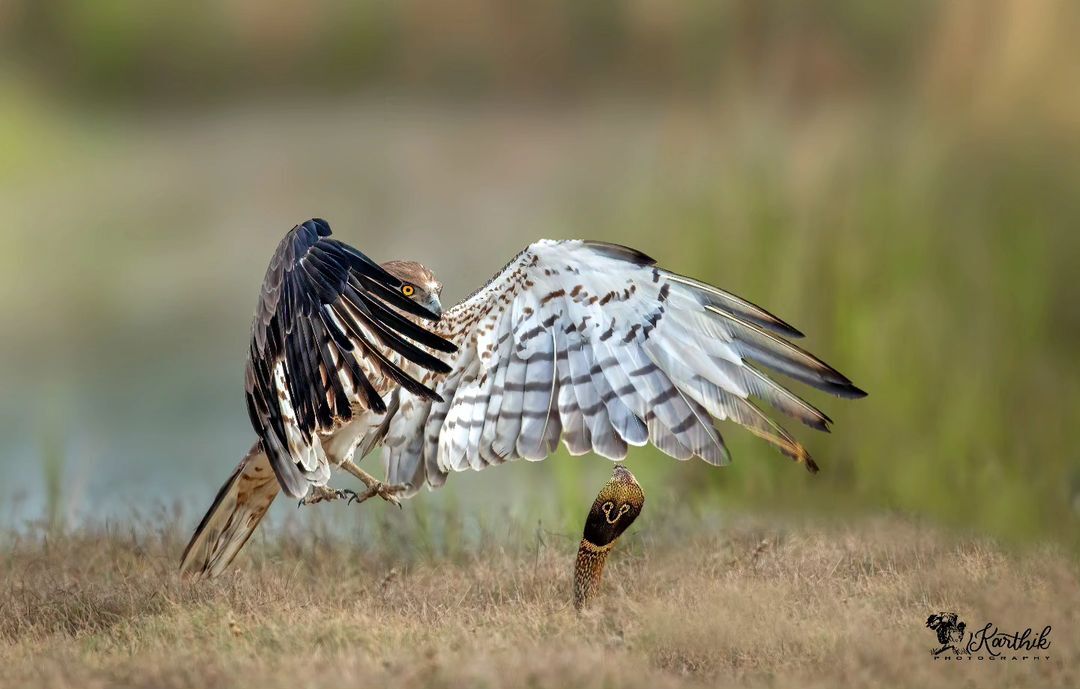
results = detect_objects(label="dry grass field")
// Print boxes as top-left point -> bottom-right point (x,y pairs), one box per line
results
1,514 -> 1075,689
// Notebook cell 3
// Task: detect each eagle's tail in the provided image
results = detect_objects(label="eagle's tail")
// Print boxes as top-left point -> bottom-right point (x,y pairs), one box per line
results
180,443 -> 280,580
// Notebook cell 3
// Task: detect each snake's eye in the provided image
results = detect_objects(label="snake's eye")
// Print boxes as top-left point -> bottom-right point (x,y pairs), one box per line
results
401,284 -> 415,297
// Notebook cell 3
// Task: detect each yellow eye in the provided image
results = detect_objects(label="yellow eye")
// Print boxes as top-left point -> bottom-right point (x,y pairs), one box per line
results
401,284 -> 415,297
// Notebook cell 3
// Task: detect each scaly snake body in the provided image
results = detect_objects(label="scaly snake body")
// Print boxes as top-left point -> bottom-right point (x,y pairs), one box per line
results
573,465 -> 645,610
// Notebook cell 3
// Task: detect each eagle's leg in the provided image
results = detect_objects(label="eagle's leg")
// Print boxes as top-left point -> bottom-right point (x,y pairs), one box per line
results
297,485 -> 359,508
339,459 -> 406,508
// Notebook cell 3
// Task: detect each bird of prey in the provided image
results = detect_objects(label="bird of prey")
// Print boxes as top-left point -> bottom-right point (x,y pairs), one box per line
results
180,218 -> 865,579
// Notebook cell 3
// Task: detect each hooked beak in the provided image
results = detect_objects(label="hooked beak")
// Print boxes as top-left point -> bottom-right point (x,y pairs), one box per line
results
425,293 -> 443,319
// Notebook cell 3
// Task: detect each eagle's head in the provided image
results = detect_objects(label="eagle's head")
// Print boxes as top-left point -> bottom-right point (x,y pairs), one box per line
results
381,260 -> 443,318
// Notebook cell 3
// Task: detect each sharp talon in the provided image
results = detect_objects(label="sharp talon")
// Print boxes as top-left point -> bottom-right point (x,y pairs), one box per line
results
341,481 -> 405,507
297,486 -> 356,507
379,482 -> 405,508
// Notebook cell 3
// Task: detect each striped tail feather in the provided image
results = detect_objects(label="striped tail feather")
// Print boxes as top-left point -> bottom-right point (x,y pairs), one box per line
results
180,443 -> 280,580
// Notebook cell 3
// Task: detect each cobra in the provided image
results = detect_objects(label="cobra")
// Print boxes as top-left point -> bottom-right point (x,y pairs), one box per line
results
573,465 -> 645,610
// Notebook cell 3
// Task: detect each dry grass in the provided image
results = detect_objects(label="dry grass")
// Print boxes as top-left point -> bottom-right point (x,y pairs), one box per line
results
0,514 -> 1076,689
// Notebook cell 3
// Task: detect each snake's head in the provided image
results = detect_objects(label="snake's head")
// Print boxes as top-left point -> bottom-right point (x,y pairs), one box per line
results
582,465 -> 644,547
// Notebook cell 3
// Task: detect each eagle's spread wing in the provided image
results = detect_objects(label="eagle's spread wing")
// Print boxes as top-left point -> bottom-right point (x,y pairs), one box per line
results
382,239 -> 865,495
245,218 -> 456,497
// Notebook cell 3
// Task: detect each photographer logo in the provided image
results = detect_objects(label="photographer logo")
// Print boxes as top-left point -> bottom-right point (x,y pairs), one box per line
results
925,612 -> 1051,661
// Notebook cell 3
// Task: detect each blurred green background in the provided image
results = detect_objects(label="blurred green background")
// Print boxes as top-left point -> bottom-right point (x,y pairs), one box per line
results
1,0 -> 1077,548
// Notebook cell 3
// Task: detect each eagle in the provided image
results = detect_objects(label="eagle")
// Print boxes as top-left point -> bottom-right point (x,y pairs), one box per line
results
180,218 -> 866,579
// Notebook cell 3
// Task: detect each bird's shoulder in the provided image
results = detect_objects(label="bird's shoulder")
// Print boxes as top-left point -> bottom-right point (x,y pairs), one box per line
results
433,238 -> 660,349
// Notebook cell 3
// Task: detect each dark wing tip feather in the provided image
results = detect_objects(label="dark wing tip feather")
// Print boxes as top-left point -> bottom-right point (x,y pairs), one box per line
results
771,322 -> 805,339
668,272 -> 805,339
728,302 -> 804,339
582,240 -> 657,266
402,379 -> 444,403
806,416 -> 832,433
843,384 -> 868,399
781,442 -> 820,474
781,441 -> 820,474
821,377 -> 868,399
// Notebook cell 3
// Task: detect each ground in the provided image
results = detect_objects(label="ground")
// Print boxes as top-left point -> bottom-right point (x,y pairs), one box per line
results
1,514 -> 1075,689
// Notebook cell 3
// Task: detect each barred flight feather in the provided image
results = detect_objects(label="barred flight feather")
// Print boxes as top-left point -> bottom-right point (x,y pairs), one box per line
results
382,238 -> 865,495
